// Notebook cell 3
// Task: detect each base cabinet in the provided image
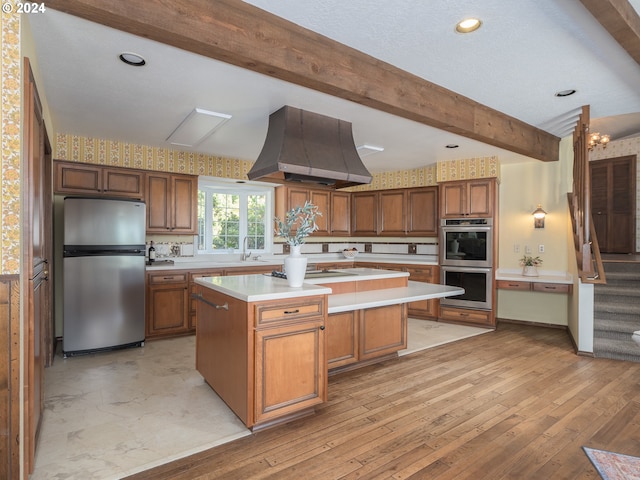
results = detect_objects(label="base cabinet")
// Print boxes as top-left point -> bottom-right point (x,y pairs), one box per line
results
359,304 -> 407,360
146,272 -> 189,338
327,311 -> 358,369
195,287 -> 327,430
439,305 -> 494,327
255,320 -> 326,425
327,304 -> 407,371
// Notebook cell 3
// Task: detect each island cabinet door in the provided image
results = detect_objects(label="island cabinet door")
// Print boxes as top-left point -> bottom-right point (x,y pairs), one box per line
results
254,320 -> 326,425
327,311 -> 358,369
359,304 -> 407,361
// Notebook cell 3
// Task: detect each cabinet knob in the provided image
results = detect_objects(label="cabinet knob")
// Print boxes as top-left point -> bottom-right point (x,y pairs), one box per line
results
320,326 -> 325,330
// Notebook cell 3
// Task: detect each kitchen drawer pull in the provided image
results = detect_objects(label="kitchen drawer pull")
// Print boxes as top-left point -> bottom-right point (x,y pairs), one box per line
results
192,293 -> 229,311
284,309 -> 300,315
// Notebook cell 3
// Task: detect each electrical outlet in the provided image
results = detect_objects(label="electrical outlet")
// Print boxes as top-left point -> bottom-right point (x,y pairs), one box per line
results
525,245 -> 532,254
538,244 -> 545,253
408,244 -> 417,254
514,244 -> 520,253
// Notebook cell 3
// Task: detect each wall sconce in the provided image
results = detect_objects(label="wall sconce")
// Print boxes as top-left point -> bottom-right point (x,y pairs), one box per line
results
532,204 -> 547,228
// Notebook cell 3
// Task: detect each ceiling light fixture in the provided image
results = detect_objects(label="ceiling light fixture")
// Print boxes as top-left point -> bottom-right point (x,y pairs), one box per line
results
555,89 -> 576,97
356,144 -> 384,157
455,18 -> 482,33
118,52 -> 146,66
166,108 -> 232,147
588,132 -> 610,150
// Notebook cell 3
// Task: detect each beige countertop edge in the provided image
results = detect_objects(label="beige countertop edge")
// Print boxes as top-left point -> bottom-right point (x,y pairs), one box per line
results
495,269 -> 573,284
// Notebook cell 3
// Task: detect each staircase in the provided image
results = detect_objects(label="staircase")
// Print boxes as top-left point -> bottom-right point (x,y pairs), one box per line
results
593,260 -> 640,362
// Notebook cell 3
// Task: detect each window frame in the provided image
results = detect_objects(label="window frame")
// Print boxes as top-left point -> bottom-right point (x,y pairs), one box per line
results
197,177 -> 274,255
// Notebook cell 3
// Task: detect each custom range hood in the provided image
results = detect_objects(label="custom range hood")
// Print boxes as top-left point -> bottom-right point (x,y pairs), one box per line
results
247,106 -> 372,189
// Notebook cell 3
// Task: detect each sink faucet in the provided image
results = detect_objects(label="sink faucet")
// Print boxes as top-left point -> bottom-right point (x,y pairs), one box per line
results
242,236 -> 252,261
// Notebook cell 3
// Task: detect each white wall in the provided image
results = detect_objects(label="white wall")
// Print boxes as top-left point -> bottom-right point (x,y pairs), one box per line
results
497,137 -> 574,326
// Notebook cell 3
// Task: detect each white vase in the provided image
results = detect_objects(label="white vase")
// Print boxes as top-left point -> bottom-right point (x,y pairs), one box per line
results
522,265 -> 539,277
284,245 -> 307,287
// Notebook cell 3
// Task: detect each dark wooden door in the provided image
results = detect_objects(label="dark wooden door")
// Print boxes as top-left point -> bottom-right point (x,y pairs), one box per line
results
23,58 -> 51,475
590,156 -> 636,253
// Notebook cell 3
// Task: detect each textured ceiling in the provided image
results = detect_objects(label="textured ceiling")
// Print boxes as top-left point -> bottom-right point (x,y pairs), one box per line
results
27,1 -> 640,173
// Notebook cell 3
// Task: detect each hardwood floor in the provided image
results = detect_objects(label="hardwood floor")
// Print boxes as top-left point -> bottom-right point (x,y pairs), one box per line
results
125,323 -> 640,479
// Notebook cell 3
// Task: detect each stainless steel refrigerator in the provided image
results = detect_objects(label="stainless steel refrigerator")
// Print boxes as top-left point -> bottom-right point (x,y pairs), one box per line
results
63,197 -> 146,356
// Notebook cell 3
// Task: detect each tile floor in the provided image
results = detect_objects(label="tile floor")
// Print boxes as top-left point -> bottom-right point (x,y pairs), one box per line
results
32,320 -> 491,480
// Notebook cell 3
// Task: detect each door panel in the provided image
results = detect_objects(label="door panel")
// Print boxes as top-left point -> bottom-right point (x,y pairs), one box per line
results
590,156 -> 636,253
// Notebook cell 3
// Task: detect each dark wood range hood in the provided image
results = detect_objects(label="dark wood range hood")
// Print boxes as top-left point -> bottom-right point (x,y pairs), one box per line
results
247,106 -> 373,189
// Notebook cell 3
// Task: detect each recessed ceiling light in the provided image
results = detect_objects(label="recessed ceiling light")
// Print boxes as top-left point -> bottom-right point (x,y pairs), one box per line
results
119,52 -> 146,66
455,18 -> 482,34
555,89 -> 576,97
445,144 -> 459,149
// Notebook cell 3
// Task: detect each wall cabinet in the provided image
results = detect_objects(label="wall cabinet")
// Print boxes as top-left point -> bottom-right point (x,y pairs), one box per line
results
352,187 -> 438,236
146,172 -> 197,234
378,190 -> 407,235
54,161 -> 145,199
440,179 -> 494,219
407,187 -> 438,236
275,185 -> 350,236
146,271 -> 190,338
351,192 -> 378,236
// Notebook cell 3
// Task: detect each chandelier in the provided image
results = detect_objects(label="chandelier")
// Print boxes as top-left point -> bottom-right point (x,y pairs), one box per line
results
588,132 -> 610,150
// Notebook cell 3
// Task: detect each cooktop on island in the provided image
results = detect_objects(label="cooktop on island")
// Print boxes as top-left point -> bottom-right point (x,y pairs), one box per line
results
271,269 -> 358,279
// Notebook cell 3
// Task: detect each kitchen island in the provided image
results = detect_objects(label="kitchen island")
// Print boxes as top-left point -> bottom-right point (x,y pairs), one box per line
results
193,268 -> 462,431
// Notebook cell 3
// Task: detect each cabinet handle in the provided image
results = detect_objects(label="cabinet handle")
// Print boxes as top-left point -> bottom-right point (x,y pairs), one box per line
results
191,293 -> 229,310
508,283 -> 520,287
459,312 -> 469,316
284,309 -> 300,315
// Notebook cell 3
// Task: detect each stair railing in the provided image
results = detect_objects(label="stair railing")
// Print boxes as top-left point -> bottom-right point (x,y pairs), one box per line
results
570,105 -> 606,284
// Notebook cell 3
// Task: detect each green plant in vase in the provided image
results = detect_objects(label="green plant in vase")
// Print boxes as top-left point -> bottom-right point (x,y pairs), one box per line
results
274,201 -> 321,246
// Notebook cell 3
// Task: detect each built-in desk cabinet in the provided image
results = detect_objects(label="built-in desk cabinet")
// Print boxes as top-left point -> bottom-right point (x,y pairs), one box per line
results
497,280 -> 572,294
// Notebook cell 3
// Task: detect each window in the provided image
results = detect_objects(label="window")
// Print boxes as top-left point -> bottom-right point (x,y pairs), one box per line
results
197,178 -> 273,254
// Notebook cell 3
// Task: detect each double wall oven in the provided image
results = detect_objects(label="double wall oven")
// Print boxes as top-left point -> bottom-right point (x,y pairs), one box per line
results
440,218 -> 493,310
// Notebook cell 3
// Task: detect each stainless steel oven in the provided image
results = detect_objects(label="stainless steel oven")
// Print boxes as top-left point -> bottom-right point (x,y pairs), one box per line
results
440,266 -> 492,310
440,218 -> 492,268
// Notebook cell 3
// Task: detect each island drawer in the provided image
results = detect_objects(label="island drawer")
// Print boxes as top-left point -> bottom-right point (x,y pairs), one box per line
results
254,297 -> 325,327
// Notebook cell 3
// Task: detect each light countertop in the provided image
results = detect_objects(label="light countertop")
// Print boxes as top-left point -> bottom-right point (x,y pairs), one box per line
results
328,281 -> 463,314
195,267 -> 463,309
146,253 -> 437,271
495,269 -> 573,284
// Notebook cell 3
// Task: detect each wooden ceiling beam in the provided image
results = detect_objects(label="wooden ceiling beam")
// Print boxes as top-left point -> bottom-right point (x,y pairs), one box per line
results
580,0 -> 640,67
50,0 -> 560,162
